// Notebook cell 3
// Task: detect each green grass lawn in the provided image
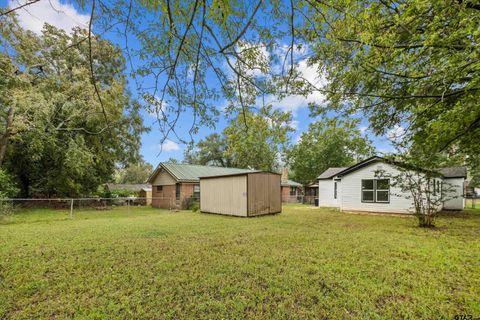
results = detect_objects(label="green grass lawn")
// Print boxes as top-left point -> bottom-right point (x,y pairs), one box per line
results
1,205 -> 479,319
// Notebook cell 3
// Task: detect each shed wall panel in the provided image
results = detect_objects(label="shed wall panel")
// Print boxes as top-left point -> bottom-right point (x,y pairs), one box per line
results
247,173 -> 281,216
269,174 -> 282,213
200,175 -> 247,216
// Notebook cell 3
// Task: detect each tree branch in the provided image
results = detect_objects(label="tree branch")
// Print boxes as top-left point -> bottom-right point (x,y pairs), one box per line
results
219,0 -> 263,53
0,0 -> 41,17
88,0 -> 110,130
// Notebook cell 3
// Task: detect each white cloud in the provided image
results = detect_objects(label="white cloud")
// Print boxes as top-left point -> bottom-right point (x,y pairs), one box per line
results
8,0 -> 89,34
160,139 -> 180,152
259,59 -> 326,114
290,120 -> 299,130
359,126 -> 368,134
387,125 -> 406,143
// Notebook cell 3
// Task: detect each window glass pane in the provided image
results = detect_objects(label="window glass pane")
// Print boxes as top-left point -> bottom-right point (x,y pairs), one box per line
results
362,180 -> 373,190
377,179 -> 389,190
157,186 -> 163,192
376,191 -> 389,202
290,187 -> 296,196
362,180 -> 374,190
193,184 -> 200,192
362,191 -> 374,202
176,184 -> 180,199
334,182 -> 337,199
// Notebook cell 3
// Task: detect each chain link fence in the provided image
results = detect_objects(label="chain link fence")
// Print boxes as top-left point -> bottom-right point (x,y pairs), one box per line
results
282,195 -> 304,204
465,196 -> 479,209
0,197 -> 178,219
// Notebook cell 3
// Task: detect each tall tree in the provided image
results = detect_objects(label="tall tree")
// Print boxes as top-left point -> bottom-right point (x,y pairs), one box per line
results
114,158 -> 153,184
303,0 -> 480,157
184,133 -> 232,167
289,119 -> 374,184
0,18 -> 147,197
4,0 -> 478,172
224,106 -> 293,171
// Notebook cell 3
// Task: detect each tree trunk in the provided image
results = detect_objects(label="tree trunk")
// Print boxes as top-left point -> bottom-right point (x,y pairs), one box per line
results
0,106 -> 14,166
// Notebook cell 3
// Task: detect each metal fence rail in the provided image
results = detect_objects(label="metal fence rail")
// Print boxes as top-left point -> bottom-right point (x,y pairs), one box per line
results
0,197 -> 179,219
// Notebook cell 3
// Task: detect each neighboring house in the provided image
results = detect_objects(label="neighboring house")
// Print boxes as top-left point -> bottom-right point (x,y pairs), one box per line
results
147,163 -> 254,209
280,168 -> 303,203
317,156 -> 467,214
304,183 -> 319,205
104,183 -> 152,205
464,181 -> 480,198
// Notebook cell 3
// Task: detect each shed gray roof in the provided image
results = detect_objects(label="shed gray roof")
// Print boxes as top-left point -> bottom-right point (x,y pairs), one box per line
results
317,167 -> 348,179
148,163 -> 255,183
438,166 -> 467,178
281,179 -> 302,187
105,183 -> 152,191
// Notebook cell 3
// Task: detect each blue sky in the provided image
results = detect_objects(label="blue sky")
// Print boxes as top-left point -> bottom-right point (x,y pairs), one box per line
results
3,0 -> 397,167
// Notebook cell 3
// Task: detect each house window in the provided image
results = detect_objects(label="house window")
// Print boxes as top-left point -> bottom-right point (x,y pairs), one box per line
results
156,186 -> 163,192
290,187 -> 297,196
362,180 -> 375,202
334,182 -> 338,199
376,179 -> 390,203
176,183 -> 180,200
362,179 -> 389,203
193,184 -> 200,198
431,179 -> 442,196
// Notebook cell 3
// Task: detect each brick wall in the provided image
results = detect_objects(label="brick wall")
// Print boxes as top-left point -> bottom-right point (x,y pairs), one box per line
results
151,185 -> 176,209
179,183 -> 195,209
282,186 -> 299,203
151,183 -> 198,209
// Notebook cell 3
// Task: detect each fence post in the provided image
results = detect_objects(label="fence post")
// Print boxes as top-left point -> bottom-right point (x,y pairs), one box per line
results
70,199 -> 74,219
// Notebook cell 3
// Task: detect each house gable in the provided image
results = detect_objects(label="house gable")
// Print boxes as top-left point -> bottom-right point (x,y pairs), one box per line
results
150,167 -> 177,185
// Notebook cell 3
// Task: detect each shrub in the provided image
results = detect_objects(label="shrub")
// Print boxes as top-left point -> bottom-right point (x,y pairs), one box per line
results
0,201 -> 14,223
186,197 -> 200,212
0,169 -> 19,198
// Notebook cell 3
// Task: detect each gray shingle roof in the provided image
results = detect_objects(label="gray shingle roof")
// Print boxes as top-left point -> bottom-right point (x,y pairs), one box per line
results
281,179 -> 302,187
438,166 -> 467,178
317,167 -> 348,179
155,163 -> 255,182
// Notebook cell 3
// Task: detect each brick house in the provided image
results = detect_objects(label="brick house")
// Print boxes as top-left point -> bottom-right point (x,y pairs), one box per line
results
280,168 -> 303,203
147,163 -> 253,209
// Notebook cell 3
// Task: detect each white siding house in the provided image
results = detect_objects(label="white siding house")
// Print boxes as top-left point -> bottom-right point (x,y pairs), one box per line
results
317,157 -> 467,214
317,168 -> 346,207
442,177 -> 466,210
